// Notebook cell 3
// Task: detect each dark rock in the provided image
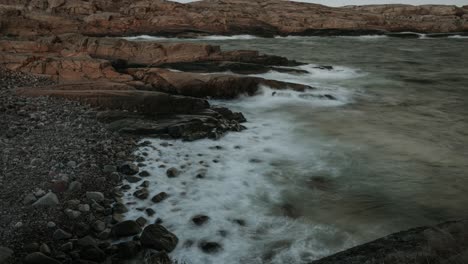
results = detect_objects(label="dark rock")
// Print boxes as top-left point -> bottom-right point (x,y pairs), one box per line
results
111,220 -> 142,238
140,224 -> 179,252
133,188 -> 149,200
166,167 -> 180,178
126,175 -> 142,183
199,241 -> 223,254
77,235 -> 97,248
139,170 -> 150,177
192,215 -> 210,226
86,191 -> 105,201
0,247 -> 13,263
145,208 -> 156,217
23,243 -> 39,253
80,246 -> 106,262
32,192 -> 59,207
146,251 -> 172,264
119,162 -> 139,175
39,244 -> 51,255
24,252 -> 61,264
53,229 -> 72,240
116,241 -> 141,259
136,217 -> 147,227
113,202 -> 128,214
151,192 -> 169,203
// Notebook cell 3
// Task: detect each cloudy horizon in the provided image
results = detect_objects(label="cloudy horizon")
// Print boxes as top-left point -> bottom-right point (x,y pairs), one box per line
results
173,0 -> 468,7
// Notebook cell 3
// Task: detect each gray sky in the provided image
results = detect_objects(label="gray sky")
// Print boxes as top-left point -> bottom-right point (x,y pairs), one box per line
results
173,0 -> 468,6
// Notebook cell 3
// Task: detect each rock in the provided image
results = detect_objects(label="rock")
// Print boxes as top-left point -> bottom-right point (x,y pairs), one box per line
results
126,175 -> 142,183
67,181 -> 82,192
64,209 -> 81,219
80,246 -> 106,262
86,191 -> 104,201
46,222 -> 56,228
111,220 -> 142,238
77,235 -> 97,248
133,188 -> 149,200
145,208 -> 156,217
24,252 -> 61,264
199,241 -> 223,254
67,160 -> 77,168
146,251 -> 172,264
140,224 -> 179,252
32,192 -> 59,207
192,215 -> 210,226
136,217 -> 147,227
0,247 -> 13,263
139,170 -> 150,177
119,161 -> 139,175
23,193 -> 37,205
116,241 -> 141,259
39,243 -> 51,255
113,202 -> 128,214
97,229 -> 111,240
60,242 -> 73,252
78,204 -> 90,212
103,165 -> 117,173
23,243 -> 39,253
92,220 -> 106,232
53,229 -> 72,240
166,168 -> 180,178
151,192 -> 169,203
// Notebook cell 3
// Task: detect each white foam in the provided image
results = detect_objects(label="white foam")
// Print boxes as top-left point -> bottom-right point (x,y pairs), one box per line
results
122,35 -> 173,41
198,35 -> 259,40
121,64 -> 363,263
448,35 -> 468,39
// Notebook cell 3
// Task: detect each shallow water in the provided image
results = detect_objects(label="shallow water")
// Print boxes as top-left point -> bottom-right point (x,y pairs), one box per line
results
122,36 -> 468,263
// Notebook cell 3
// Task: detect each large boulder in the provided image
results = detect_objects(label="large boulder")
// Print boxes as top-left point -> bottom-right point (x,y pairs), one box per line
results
140,224 -> 179,252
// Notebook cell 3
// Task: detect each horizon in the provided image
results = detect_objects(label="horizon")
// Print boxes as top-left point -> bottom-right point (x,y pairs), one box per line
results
172,0 -> 468,7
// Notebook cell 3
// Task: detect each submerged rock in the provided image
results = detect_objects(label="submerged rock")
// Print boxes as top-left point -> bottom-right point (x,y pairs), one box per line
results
199,241 -> 223,254
192,215 -> 210,226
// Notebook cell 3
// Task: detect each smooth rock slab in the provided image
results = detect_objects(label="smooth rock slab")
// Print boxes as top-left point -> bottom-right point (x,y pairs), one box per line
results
140,224 -> 178,252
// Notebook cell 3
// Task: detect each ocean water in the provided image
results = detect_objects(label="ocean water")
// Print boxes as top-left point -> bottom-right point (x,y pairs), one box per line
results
121,36 -> 468,263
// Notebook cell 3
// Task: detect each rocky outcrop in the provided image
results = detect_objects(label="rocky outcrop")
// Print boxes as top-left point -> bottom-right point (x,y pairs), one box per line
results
312,220 -> 468,264
128,68 -> 313,99
0,0 -> 467,37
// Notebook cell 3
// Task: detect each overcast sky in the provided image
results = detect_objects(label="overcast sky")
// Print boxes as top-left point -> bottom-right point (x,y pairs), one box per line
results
173,0 -> 468,6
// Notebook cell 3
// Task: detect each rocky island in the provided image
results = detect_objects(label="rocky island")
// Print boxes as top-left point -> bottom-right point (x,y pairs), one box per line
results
1,0 -> 467,264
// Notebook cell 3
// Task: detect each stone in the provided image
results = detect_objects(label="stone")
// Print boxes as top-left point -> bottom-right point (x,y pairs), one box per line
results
199,241 -> 223,254
166,167 -> 180,178
118,162 -> 139,175
134,188 -> 149,200
151,192 -> 169,203
140,224 -> 178,252
136,217 -> 147,227
111,220 -> 142,238
78,204 -> 90,212
23,193 -> 37,205
39,243 -> 51,255
97,229 -> 111,240
116,241 -> 141,259
139,171 -> 150,177
126,175 -> 142,183
113,202 -> 128,214
53,229 -> 72,240
0,247 -> 13,263
86,191 -> 104,201
67,160 -> 77,168
77,235 -> 97,248
24,252 -> 61,264
92,220 -> 106,232
192,215 -> 210,226
47,222 -> 56,228
24,243 -> 39,253
68,181 -> 82,192
60,242 -> 73,252
64,209 -> 81,219
80,246 -> 106,262
145,208 -> 156,217
103,165 -> 117,173
32,192 -> 59,207
146,251 -> 172,264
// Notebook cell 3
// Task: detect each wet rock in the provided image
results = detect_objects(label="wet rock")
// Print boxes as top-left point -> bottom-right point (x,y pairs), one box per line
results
119,162 -> 139,175
134,188 -> 149,200
53,229 -> 72,240
139,170 -> 150,177
140,224 -> 179,252
136,217 -> 148,227
199,241 -> 223,254
32,192 -> 59,207
86,191 -> 105,201
166,167 -> 180,178
0,247 -> 13,263
24,252 -> 61,264
116,241 -> 141,259
113,202 -> 128,214
233,219 -> 246,226
111,220 -> 142,238
140,180 -> 150,188
103,165 -> 117,173
146,208 -> 156,217
92,220 -> 106,232
60,242 -> 73,252
151,192 -> 169,203
192,215 -> 210,226
126,175 -> 142,183
146,251 -> 172,264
